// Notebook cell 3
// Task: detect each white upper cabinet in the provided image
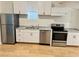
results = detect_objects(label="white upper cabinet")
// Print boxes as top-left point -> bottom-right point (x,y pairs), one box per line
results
37,1 -> 52,15
0,2 -> 13,14
14,1 -> 39,14
14,2 -> 24,14
43,1 -> 52,15
13,2 -> 20,14
51,7 -> 68,16
0,2 -> 2,13
13,1 -> 52,15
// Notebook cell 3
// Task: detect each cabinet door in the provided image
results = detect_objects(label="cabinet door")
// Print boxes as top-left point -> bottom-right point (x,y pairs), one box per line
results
74,33 -> 79,45
0,2 -> 2,13
38,1 -> 52,15
19,30 -> 25,42
14,2 -> 20,14
27,1 -> 39,12
23,30 -> 32,42
37,2 -> 44,15
14,2 -> 27,14
67,33 -> 79,46
31,30 -> 39,43
51,7 -> 67,16
67,33 -> 76,45
24,30 -> 39,43
19,2 -> 28,14
0,2 -> 13,14
43,1 -> 52,15
16,29 -> 21,42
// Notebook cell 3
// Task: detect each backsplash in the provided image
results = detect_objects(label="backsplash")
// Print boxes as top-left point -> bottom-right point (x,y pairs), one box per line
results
19,15 -> 70,28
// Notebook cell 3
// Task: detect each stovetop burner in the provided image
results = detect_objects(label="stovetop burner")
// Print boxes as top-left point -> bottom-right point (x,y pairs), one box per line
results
51,24 -> 66,31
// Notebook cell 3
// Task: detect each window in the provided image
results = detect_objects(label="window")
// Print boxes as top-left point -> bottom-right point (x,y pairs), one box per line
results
27,11 -> 38,21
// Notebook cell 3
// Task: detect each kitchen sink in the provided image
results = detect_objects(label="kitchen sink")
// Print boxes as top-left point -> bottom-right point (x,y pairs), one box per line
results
25,26 -> 39,29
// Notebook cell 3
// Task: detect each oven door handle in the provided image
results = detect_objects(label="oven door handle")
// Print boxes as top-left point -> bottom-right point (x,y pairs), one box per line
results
53,31 -> 67,33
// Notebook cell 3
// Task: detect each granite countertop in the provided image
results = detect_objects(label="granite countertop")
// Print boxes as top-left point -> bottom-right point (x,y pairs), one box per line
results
65,28 -> 79,33
16,26 -> 52,30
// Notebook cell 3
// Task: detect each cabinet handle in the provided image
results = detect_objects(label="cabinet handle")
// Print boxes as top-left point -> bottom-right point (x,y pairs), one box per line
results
73,35 -> 76,38
19,34 -> 20,36
19,11 -> 20,14
43,12 -> 45,15
30,33 -> 32,36
19,30 -> 20,32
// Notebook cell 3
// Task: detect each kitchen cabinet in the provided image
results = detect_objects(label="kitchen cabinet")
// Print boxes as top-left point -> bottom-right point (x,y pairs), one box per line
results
51,7 -> 68,16
16,29 -> 23,42
44,2 -> 52,15
14,2 -> 39,14
23,30 -> 39,43
0,2 -> 13,14
38,1 -> 52,15
14,2 -> 28,14
13,1 -> 52,15
67,32 -> 79,46
13,2 -> 20,14
16,29 -> 39,43
69,9 -> 79,28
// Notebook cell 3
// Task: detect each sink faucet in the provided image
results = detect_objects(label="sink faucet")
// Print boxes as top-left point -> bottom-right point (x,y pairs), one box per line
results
30,24 -> 39,29
30,25 -> 34,28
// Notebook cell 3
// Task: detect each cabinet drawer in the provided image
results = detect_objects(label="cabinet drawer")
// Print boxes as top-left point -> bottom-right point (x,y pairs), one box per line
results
16,29 -> 24,32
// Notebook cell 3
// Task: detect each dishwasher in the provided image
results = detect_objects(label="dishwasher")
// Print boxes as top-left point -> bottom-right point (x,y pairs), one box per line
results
40,30 -> 50,44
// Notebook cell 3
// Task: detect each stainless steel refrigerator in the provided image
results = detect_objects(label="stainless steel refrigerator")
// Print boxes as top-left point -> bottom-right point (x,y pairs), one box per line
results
0,14 -> 19,44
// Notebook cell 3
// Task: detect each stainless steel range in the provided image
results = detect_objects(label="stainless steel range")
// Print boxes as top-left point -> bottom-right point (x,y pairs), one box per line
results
51,24 -> 68,46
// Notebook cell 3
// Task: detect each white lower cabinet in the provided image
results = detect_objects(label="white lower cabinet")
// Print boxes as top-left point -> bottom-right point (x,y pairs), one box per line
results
24,30 -> 39,43
67,32 -> 79,46
16,29 -> 39,43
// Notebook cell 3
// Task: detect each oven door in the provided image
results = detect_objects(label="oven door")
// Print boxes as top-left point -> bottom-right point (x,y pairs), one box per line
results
53,31 -> 67,41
